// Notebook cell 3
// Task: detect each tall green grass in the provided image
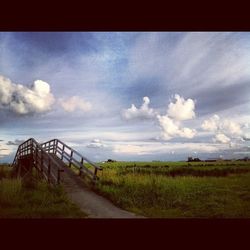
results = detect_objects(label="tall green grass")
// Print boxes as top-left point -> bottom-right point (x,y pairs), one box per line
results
0,165 -> 86,218
94,161 -> 250,218
0,164 -> 11,179
116,165 -> 250,177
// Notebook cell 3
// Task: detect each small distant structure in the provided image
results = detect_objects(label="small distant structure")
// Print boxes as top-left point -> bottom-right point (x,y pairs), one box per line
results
106,159 -> 117,163
187,157 -> 201,162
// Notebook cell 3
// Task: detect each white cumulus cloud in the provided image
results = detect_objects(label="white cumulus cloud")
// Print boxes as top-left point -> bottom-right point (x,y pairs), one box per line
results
201,114 -> 246,145
59,96 -> 92,112
157,94 -> 196,140
221,120 -> 242,136
201,114 -> 220,131
122,94 -> 197,141
213,133 -> 231,144
167,94 -> 196,121
202,114 -> 243,140
0,75 -> 55,115
157,114 -> 196,140
122,96 -> 156,120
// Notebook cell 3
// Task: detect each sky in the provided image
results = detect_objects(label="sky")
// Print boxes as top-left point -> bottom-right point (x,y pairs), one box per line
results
0,32 -> 250,163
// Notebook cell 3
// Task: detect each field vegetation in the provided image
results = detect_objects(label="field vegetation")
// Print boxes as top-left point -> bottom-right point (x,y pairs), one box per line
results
91,160 -> 250,218
2,160 -> 250,218
0,164 -> 86,218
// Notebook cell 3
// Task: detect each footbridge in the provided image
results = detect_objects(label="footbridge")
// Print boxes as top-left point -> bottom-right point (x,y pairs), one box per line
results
11,138 -> 102,185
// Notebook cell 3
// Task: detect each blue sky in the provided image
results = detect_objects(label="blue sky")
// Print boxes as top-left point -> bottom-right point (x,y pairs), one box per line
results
0,32 -> 250,162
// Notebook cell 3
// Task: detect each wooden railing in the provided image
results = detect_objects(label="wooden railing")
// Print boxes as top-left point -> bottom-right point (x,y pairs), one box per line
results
41,139 -> 102,182
12,138 -> 64,184
12,138 -> 102,184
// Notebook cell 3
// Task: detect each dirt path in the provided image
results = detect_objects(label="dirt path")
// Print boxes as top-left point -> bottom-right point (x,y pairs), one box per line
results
61,166 -> 144,218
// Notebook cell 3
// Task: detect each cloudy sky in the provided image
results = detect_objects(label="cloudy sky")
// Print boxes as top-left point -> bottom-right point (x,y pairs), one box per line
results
0,32 -> 250,162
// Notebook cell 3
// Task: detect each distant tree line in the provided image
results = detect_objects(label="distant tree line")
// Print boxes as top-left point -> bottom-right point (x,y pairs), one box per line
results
187,157 -> 201,162
187,156 -> 249,162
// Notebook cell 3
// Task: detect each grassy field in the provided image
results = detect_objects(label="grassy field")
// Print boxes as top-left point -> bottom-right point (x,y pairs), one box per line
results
2,160 -> 250,218
0,164 -> 86,218
92,160 -> 250,218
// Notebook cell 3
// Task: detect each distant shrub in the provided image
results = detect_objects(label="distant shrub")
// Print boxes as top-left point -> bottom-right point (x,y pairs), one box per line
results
107,159 -> 116,163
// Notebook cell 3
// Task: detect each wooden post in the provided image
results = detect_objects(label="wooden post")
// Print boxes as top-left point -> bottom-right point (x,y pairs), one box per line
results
31,143 -> 34,170
55,140 -> 58,155
61,145 -> 65,160
69,150 -> 73,168
31,142 -> 33,163
79,158 -> 84,176
48,158 -> 51,184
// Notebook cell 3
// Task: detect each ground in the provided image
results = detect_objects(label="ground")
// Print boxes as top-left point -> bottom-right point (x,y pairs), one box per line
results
1,160 -> 250,218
